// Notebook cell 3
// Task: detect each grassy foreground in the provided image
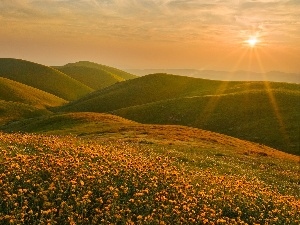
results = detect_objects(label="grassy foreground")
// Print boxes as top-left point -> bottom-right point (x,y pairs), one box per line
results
0,130 -> 299,224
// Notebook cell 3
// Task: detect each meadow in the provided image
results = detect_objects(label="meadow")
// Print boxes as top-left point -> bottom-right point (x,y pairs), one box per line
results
0,131 -> 299,224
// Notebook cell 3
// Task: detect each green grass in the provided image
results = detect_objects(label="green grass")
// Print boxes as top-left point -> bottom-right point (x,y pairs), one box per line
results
60,73 -> 300,113
0,100 -> 51,126
58,73 -> 300,155
0,77 -> 67,109
0,112 -> 136,134
56,61 -> 137,81
0,58 -> 93,101
113,90 -> 300,155
59,74 -> 231,112
55,66 -> 124,90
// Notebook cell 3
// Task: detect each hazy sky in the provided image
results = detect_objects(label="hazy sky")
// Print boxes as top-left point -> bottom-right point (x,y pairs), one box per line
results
0,0 -> 299,72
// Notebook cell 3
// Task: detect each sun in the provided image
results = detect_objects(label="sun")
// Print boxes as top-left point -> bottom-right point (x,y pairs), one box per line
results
246,36 -> 259,47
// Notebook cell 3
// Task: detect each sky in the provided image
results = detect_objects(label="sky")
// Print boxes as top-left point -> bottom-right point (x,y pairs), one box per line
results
0,0 -> 299,73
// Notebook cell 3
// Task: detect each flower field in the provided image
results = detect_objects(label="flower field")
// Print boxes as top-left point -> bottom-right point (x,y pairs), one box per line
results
0,132 -> 299,224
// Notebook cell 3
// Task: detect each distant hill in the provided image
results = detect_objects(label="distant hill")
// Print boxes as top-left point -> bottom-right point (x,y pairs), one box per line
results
54,61 -> 137,90
127,69 -> 300,83
0,58 -> 93,101
60,73 -> 299,113
59,74 -> 232,112
59,74 -> 300,155
0,100 -> 50,126
54,66 -> 123,90
0,77 -> 67,109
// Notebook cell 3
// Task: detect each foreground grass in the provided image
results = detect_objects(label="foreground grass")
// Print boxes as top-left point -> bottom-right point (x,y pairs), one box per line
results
0,132 -> 299,224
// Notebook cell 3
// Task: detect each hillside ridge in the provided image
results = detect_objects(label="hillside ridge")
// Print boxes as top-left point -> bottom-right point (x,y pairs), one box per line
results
58,73 -> 300,155
0,58 -> 93,101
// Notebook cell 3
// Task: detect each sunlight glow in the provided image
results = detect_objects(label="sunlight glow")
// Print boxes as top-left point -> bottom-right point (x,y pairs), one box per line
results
246,37 -> 259,47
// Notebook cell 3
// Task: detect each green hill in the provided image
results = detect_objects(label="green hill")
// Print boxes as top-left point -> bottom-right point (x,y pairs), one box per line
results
60,73 -> 300,113
0,77 -> 67,109
113,90 -> 300,155
59,74 -> 232,112
61,61 -> 137,80
1,112 -> 136,134
55,66 -> 124,90
0,100 -> 50,125
0,58 -> 93,101
58,74 -> 300,155
54,61 -> 137,90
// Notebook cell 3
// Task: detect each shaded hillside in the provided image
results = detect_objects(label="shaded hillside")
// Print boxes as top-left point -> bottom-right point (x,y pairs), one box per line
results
56,61 -> 137,82
55,66 -> 124,90
60,73 -> 299,113
0,100 -> 50,125
0,58 -> 92,101
0,77 -> 67,109
58,74 -> 300,155
113,90 -> 300,155
1,112 -> 136,134
59,74 -> 234,112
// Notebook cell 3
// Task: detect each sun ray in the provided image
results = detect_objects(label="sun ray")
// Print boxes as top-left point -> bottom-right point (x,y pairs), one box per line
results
197,47 -> 250,126
253,48 -> 290,146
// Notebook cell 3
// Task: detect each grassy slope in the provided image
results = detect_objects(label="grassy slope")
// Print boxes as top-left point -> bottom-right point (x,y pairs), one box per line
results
0,100 -> 51,125
60,73 -> 299,113
58,61 -> 137,80
55,66 -> 124,90
0,77 -> 67,109
60,74 -> 232,112
1,112 -> 297,161
58,74 -> 300,155
0,112 -> 299,224
0,58 -> 93,101
113,90 -> 300,155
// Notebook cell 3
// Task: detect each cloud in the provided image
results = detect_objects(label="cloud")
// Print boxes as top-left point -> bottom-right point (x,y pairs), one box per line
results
0,0 -> 299,46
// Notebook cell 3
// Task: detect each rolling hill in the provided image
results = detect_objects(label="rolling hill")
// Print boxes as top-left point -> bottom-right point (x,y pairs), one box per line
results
127,69 -> 300,83
0,100 -> 51,126
54,61 -> 137,90
112,90 -> 299,155
0,58 -> 93,101
0,60 -> 298,224
58,74 -> 300,155
61,61 -> 137,80
60,73 -> 300,113
1,112 -> 297,161
59,74 -> 233,112
54,66 -> 124,90
0,77 -> 67,109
